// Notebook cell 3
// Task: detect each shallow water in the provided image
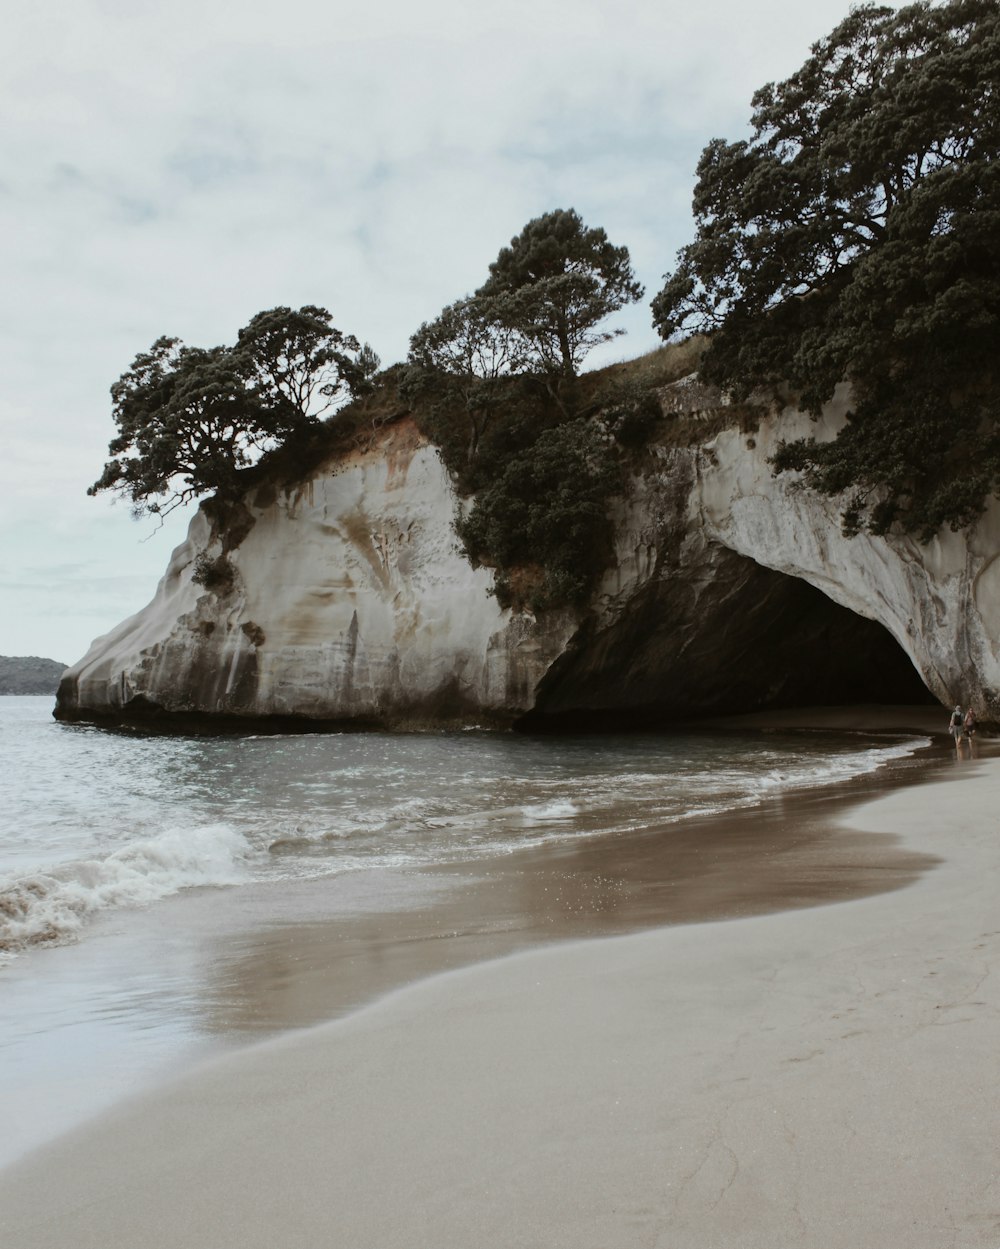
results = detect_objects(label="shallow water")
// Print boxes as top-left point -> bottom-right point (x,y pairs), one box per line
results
1,697 -> 929,956
0,695 -> 936,1166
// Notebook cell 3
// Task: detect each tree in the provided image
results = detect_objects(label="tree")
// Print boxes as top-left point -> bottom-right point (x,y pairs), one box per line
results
478,208 -> 644,384
408,296 -> 531,461
456,419 -> 620,608
355,341 -> 382,386
234,305 -> 363,423
407,210 -> 643,430
651,0 -> 1000,537
90,307 -> 367,516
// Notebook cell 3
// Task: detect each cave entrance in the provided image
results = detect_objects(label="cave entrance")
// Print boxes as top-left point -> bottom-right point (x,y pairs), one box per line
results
522,545 -> 936,731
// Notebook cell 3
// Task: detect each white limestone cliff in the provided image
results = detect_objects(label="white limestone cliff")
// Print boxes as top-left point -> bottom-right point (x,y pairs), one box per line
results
59,419 -> 577,726
56,389 -> 998,728
692,385 -> 1000,712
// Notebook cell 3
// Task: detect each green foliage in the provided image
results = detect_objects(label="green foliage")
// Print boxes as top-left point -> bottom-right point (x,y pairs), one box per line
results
403,363 -> 560,500
235,305 -> 361,422
410,297 -> 530,384
89,337 -> 271,516
478,208 -> 644,387
408,297 -> 532,462
652,0 -> 1000,537
403,209 -> 644,575
455,420 -> 620,610
90,307 -> 368,516
355,342 -> 382,386
408,208 -> 643,457
191,552 -> 236,594
598,380 -> 663,448
405,207 -> 652,607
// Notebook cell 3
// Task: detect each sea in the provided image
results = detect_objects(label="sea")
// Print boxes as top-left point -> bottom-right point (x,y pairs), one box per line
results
0,694 -> 937,1168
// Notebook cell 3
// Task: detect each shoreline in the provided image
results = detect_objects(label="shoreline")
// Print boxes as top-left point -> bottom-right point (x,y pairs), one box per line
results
88,713 -> 953,1042
5,711 -> 998,1245
0,707 -> 948,1173
699,703 -> 948,734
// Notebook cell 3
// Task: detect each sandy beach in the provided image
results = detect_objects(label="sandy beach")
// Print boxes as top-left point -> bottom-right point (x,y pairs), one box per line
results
3,710 -> 997,1247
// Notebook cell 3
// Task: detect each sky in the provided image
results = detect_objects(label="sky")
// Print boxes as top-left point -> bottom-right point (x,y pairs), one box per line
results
2,0 -> 872,664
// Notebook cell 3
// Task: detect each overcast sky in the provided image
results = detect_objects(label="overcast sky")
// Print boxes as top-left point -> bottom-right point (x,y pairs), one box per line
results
2,0 -> 873,664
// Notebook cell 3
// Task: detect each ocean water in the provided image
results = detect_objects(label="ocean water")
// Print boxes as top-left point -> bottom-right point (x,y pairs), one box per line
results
0,696 -> 932,957
0,695 -> 933,1165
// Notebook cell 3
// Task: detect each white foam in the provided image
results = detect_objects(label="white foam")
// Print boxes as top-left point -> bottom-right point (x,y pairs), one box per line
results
263,738 -> 933,880
766,738 -> 930,790
0,823 -> 253,956
520,800 -> 578,825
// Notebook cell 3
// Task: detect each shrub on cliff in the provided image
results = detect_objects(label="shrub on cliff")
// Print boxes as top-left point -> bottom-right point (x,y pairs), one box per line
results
89,307 -> 374,517
651,0 -> 1000,538
599,380 -> 663,448
456,420 -> 620,610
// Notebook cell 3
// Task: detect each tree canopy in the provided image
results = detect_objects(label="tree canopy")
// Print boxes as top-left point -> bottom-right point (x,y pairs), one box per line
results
478,208 -> 644,383
407,296 -> 532,462
235,305 -> 366,423
651,0 -> 1000,538
407,208 -> 643,448
90,307 -> 370,516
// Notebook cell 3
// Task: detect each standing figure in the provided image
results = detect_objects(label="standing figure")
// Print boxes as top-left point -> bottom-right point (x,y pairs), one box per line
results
964,706 -> 978,757
949,705 -> 964,752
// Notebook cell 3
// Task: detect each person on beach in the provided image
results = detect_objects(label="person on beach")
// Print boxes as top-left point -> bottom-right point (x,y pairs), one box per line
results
949,705 -> 964,751
964,706 -> 978,756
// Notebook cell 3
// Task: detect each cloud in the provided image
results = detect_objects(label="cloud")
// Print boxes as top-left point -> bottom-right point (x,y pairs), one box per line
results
2,0 -> 883,660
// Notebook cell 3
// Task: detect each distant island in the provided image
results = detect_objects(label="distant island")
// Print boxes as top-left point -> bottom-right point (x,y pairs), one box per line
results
0,656 -> 67,695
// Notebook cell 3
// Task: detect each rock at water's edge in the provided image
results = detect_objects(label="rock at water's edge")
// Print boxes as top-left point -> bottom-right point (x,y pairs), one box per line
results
57,393 -> 989,730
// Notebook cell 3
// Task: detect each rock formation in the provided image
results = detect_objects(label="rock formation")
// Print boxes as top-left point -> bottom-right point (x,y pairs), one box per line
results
57,420 -> 577,729
58,379 -> 985,731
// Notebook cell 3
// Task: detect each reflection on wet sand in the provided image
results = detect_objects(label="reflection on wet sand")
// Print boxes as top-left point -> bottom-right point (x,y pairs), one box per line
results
194,750 -> 945,1037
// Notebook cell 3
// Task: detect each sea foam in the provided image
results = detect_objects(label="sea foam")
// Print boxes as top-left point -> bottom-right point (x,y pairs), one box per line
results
0,823 -> 252,955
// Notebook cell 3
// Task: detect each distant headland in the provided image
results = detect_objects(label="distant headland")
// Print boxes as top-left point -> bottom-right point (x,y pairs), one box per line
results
0,656 -> 67,696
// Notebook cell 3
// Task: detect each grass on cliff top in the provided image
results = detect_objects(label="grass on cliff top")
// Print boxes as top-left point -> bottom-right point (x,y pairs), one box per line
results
579,335 -> 708,401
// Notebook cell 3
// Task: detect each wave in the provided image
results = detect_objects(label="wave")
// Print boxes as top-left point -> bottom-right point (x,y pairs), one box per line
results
0,733 -> 924,935
0,823 -> 252,956
519,799 -> 579,824
258,736 -> 932,879
744,737 -> 930,795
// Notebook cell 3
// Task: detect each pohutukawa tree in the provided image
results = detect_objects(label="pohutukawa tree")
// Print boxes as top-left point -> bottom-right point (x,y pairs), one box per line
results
235,305 -> 372,422
410,208 -> 643,432
478,208 -> 645,384
90,306 -> 372,517
408,296 -> 532,462
651,0 -> 1000,538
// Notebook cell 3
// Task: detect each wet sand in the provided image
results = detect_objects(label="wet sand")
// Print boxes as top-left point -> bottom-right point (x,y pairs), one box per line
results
0,707 -> 949,1172
5,705 -> 996,1247
137,710 -> 948,1040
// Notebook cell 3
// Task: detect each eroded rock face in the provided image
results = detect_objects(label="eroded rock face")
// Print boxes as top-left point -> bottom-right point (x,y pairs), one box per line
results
691,387 -> 1000,717
525,407 -> 933,725
58,391 -> 979,731
56,420 -> 577,728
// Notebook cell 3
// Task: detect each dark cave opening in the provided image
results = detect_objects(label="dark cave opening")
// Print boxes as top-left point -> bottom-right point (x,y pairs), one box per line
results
519,546 -> 936,732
